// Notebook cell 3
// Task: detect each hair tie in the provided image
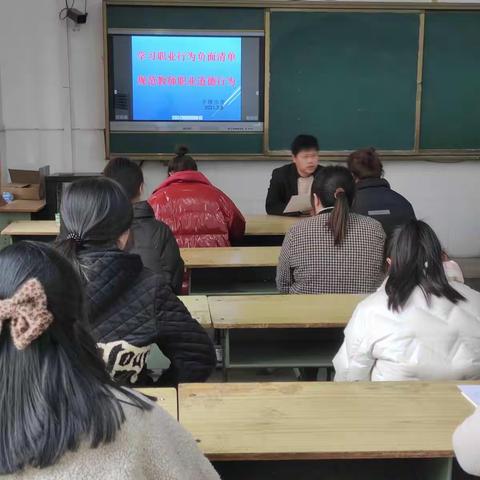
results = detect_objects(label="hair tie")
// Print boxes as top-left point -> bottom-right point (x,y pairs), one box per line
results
66,232 -> 83,244
334,187 -> 345,199
0,278 -> 54,350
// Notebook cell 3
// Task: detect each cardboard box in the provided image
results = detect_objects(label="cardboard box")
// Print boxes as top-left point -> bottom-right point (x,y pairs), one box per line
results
2,166 -> 50,200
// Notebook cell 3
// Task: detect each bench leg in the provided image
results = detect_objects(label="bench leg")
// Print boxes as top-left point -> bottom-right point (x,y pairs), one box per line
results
221,330 -> 230,382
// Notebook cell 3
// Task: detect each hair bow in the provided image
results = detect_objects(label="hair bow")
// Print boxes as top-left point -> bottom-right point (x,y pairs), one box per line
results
0,278 -> 54,350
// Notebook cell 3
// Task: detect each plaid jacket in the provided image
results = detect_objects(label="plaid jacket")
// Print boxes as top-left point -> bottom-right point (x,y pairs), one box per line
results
277,211 -> 386,294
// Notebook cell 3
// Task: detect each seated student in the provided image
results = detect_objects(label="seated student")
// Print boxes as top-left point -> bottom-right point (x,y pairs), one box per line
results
333,220 -> 480,382
277,165 -> 386,294
348,147 -> 416,237
55,177 -> 216,386
103,157 -> 184,294
148,146 -> 245,248
0,241 -> 219,479
266,134 -> 323,216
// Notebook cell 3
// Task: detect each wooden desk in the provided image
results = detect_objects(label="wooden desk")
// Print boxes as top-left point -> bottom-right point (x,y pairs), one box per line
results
209,294 -> 366,329
135,387 -> 177,419
178,295 -> 212,328
244,215 -> 299,236
209,294 -> 365,379
0,202 -> 48,249
178,381 -> 474,462
181,247 -> 280,295
181,247 -> 281,269
0,199 -> 46,213
0,216 -> 295,239
1,220 -> 58,236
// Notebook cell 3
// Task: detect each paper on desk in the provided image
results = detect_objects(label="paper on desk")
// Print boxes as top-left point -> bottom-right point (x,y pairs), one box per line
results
458,385 -> 480,407
283,194 -> 312,214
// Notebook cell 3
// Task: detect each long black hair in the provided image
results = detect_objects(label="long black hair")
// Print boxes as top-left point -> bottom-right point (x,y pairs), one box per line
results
312,166 -> 355,245
0,241 -> 151,474
386,220 -> 465,312
55,177 -> 133,274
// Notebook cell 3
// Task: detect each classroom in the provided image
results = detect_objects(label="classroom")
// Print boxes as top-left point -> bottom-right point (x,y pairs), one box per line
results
0,0 -> 480,479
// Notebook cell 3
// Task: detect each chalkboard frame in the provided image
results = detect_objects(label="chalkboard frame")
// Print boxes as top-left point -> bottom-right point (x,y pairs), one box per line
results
103,0 -> 480,162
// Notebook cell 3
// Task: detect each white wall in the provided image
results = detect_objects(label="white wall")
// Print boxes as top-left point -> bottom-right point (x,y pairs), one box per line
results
0,0 -> 479,257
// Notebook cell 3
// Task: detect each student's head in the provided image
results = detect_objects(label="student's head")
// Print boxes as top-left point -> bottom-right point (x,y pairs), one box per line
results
311,166 -> 355,245
103,157 -> 144,202
0,241 -> 150,474
347,147 -> 384,181
55,177 -> 133,272
291,134 -> 319,178
167,146 -> 198,175
386,220 -> 465,312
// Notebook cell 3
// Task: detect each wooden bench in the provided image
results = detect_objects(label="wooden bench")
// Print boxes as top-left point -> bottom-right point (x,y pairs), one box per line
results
178,381 -> 475,479
208,294 -> 366,380
178,295 -> 212,328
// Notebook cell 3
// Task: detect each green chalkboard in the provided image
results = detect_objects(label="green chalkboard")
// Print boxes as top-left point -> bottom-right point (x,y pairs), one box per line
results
269,12 -> 419,151
110,132 -> 263,155
421,12 -> 480,149
107,6 -> 264,30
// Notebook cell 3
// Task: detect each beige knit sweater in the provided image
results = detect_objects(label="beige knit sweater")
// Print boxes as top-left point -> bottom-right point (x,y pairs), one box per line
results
4,390 -> 220,480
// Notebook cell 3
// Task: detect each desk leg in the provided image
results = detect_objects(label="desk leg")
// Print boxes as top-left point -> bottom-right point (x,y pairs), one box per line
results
415,458 -> 452,480
186,269 -> 192,295
221,330 -> 230,383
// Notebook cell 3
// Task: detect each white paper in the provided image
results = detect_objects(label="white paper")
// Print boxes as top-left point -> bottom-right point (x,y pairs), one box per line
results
458,385 -> 480,407
283,194 -> 312,214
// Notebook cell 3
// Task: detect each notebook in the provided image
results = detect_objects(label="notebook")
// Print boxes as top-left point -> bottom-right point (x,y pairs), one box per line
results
283,194 -> 312,214
458,385 -> 480,407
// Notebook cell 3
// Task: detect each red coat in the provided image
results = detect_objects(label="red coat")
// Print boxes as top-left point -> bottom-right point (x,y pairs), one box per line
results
148,171 -> 246,248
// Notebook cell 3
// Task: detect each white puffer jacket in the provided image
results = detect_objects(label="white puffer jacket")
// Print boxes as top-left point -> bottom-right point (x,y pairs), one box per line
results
333,281 -> 480,382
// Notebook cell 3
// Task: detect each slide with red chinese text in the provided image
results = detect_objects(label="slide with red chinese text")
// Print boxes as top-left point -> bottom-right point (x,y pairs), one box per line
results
132,36 -> 242,121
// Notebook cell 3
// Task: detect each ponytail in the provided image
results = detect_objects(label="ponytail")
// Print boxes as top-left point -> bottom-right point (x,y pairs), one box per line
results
55,231 -> 84,277
328,187 -> 350,245
311,166 -> 356,246
53,178 -> 133,279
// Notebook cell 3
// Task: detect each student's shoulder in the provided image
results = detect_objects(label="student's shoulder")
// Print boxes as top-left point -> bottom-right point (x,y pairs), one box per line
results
350,212 -> 385,235
116,389 -> 189,449
450,282 -> 480,313
350,286 -> 391,323
271,163 -> 295,178
286,214 -> 326,237
135,264 -> 172,295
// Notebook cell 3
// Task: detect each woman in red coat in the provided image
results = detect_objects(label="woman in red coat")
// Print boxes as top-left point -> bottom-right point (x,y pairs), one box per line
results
148,147 -> 246,248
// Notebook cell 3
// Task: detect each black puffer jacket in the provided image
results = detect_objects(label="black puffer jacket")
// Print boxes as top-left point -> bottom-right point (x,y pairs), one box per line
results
352,178 -> 416,237
79,248 -> 215,386
130,201 -> 184,294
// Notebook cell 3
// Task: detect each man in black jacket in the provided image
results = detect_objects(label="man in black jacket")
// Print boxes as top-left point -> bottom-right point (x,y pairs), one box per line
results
265,134 -> 323,215
104,158 -> 184,293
